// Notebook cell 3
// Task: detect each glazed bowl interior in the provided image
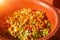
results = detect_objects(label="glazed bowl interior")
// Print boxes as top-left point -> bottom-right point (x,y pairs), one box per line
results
0,0 -> 59,40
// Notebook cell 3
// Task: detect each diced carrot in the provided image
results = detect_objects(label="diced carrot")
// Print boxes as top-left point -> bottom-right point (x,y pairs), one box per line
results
32,9 -> 37,12
41,22 -> 46,28
37,18 -> 41,22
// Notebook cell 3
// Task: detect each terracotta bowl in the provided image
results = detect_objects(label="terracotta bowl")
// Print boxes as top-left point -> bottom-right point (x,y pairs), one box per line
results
0,0 -> 59,40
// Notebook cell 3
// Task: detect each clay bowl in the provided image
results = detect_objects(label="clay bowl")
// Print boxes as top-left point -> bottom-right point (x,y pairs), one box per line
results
0,0 -> 59,40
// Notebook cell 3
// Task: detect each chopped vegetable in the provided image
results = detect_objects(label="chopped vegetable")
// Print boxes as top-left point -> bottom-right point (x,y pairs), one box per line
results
7,8 -> 51,40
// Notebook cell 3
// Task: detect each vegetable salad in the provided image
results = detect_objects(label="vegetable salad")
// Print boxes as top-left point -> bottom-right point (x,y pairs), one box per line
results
7,8 -> 51,40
